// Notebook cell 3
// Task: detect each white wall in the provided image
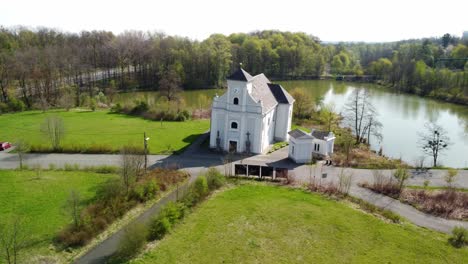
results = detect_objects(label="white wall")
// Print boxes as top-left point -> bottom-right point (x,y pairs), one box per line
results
274,104 -> 293,141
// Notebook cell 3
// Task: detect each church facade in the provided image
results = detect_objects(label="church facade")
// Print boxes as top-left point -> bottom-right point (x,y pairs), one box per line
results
209,67 -> 294,154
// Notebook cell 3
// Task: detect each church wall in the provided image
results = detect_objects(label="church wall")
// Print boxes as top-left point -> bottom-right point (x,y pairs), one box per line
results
274,104 -> 293,141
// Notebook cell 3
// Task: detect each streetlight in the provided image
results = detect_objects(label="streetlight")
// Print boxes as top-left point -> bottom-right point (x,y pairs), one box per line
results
144,132 -> 150,173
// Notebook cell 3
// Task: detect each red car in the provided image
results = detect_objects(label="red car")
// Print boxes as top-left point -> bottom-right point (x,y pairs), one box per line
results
0,142 -> 12,151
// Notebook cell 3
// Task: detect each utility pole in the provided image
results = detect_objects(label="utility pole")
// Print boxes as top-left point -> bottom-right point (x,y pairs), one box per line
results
144,132 -> 149,174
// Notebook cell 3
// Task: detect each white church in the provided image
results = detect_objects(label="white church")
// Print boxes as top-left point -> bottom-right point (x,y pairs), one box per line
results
209,67 -> 294,154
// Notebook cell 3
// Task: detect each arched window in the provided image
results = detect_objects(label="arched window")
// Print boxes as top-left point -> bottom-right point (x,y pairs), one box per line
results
231,121 -> 238,129
233,97 -> 239,105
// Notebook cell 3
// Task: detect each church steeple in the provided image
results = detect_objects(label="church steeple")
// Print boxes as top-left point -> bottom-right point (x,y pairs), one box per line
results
227,63 -> 253,81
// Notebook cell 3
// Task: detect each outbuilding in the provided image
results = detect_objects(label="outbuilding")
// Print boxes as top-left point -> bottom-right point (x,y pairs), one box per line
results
288,129 -> 335,163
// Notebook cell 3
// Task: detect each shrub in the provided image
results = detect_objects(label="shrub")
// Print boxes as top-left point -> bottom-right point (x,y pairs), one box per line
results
449,227 -> 468,248
131,100 -> 149,115
193,176 -> 208,201
148,202 -> 186,241
205,168 -> 225,191
115,224 -> 148,261
148,215 -> 171,241
381,210 -> 401,223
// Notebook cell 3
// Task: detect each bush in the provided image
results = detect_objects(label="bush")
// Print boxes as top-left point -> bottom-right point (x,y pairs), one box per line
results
193,176 -> 208,200
205,168 -> 225,191
148,202 -> 186,241
148,215 -> 171,241
131,100 -> 149,115
381,210 -> 401,223
449,227 -> 468,248
115,224 -> 148,261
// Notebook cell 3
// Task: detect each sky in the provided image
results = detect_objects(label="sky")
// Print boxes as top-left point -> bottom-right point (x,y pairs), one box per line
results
1,0 -> 467,42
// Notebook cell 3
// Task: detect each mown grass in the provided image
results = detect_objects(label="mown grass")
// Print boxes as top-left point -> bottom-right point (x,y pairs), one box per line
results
0,109 -> 209,154
133,183 -> 468,264
0,169 -> 118,260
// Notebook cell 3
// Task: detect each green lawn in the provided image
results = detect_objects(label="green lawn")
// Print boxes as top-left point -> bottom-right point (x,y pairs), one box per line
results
0,169 -> 117,259
0,110 -> 209,154
134,184 -> 467,264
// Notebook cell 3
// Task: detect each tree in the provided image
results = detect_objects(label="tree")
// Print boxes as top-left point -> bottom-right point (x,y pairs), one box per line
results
318,104 -> 338,132
290,88 -> 313,119
343,88 -> 380,144
41,115 -> 65,150
442,33 -> 452,49
444,169 -> 458,189
159,68 -> 181,101
65,190 -> 81,229
393,167 -> 410,193
419,122 -> 450,167
0,217 -> 26,264
14,139 -> 29,170
120,145 -> 144,193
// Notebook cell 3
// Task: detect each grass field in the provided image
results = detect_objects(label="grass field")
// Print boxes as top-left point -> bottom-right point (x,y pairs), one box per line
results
133,183 -> 468,263
0,110 -> 209,154
0,169 -> 118,260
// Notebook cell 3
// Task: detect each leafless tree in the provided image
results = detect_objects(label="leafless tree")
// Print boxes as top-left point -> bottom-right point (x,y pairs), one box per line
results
418,122 -> 450,167
344,88 -> 381,144
65,190 -> 81,229
120,145 -> 145,193
14,139 -> 29,170
0,217 -> 27,264
338,169 -> 353,195
40,115 -> 65,150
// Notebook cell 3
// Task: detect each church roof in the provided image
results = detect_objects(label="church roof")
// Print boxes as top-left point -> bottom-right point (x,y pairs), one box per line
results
268,83 -> 295,104
288,129 -> 313,139
230,68 -> 294,113
250,73 -> 278,112
227,67 -> 253,81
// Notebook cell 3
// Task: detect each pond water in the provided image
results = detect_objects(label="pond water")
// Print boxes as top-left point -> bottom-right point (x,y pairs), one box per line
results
279,80 -> 468,168
116,80 -> 468,167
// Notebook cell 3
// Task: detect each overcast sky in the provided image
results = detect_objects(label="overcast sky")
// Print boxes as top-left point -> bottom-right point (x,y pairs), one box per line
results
1,0 -> 467,42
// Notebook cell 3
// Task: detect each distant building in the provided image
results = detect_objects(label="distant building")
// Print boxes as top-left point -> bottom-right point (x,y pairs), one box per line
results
209,67 -> 294,154
288,129 -> 335,163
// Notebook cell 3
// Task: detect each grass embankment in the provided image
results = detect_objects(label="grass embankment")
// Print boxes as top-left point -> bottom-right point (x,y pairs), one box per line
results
0,169 -> 118,261
0,109 -> 209,154
133,183 -> 467,263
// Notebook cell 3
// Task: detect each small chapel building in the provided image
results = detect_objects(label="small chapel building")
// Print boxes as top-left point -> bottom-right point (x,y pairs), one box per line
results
209,67 -> 295,154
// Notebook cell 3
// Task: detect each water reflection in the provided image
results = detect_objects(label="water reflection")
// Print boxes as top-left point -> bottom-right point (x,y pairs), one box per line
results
278,80 -> 468,168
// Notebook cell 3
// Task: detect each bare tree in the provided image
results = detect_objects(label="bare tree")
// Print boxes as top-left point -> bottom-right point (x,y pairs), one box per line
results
338,169 -> 353,195
344,88 -> 381,144
41,115 -> 65,151
14,139 -> 29,170
65,190 -> 81,229
0,217 -> 26,264
120,145 -> 145,193
419,122 -> 450,167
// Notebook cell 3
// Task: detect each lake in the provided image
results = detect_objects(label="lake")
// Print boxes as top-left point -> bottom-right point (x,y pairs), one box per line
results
117,80 -> 468,168
279,80 -> 468,168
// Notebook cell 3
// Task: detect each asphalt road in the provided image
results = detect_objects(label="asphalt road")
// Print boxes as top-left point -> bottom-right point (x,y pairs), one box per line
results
2,147 -> 468,263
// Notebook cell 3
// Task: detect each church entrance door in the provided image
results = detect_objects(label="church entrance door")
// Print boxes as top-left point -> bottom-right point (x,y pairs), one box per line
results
229,140 -> 237,153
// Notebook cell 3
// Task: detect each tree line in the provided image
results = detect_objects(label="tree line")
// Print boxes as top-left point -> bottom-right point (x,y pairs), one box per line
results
0,28 -> 334,112
346,34 -> 468,104
1,27 -> 467,114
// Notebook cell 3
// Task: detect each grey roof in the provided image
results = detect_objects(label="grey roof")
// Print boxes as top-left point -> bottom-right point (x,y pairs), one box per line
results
227,67 -> 295,113
227,67 -> 253,81
288,129 -> 313,139
250,73 -> 278,112
268,83 -> 295,104
312,130 -> 331,140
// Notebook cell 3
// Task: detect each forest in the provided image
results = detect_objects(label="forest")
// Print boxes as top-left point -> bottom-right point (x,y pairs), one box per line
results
1,27 -> 467,113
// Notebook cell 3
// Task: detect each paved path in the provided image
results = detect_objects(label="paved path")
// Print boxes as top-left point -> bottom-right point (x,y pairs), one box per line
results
2,146 -> 467,263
